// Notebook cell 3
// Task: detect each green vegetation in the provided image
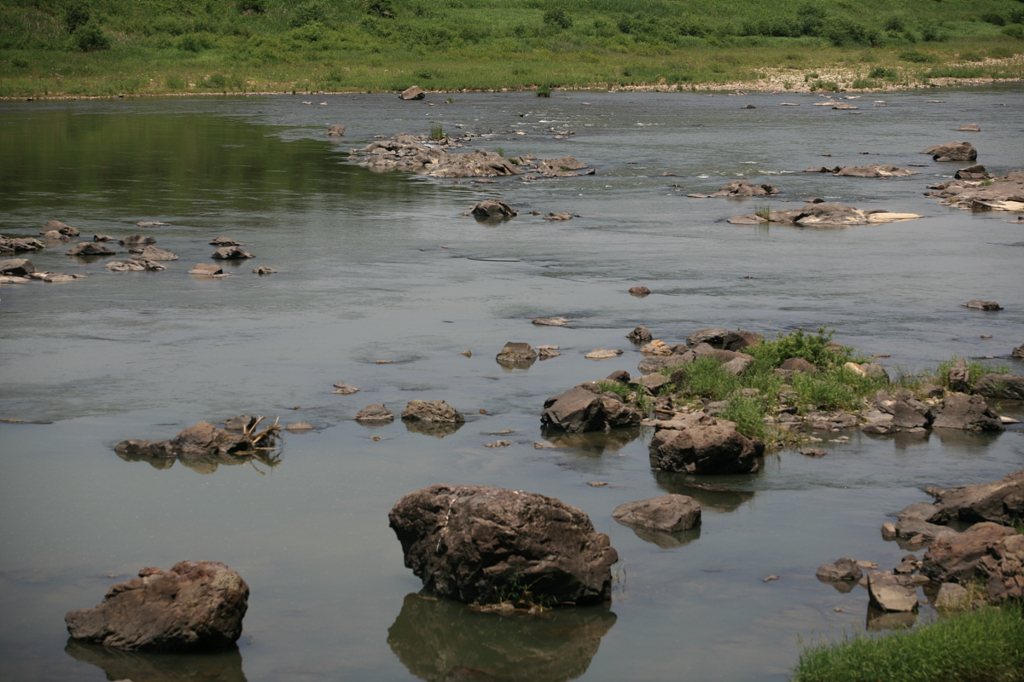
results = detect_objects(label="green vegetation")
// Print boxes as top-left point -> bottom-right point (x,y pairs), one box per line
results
791,605 -> 1024,682
0,0 -> 1021,97
936,356 -> 1010,392
428,122 -> 445,141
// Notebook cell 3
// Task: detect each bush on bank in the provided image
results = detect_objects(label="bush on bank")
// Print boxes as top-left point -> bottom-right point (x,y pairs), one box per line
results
0,0 -> 1022,96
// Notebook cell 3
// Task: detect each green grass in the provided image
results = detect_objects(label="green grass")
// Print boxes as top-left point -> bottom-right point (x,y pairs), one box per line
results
791,605 -> 1024,682
936,355 -> 1010,392
0,0 -> 1021,97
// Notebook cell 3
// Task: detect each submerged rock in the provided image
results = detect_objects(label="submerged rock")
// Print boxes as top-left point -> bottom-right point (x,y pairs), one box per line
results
628,286 -> 651,297
65,561 -> 248,651
67,243 -> 115,257
120,235 -> 156,247
471,199 -> 517,219
729,202 -> 922,228
209,236 -> 245,246
708,180 -> 779,197
212,246 -> 255,260
533,316 -> 569,326
114,420 -> 279,460
401,400 -> 465,425
388,484 -> 618,605
106,259 -> 165,272
832,165 -> 920,178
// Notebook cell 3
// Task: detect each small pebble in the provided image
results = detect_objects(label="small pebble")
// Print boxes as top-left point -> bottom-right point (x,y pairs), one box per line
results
763,575 -> 780,583
586,481 -> 608,487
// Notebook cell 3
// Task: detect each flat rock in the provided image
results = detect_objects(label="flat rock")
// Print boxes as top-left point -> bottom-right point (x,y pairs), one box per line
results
252,266 -> 276,274
0,258 -> 35,275
585,349 -> 622,360
388,484 -> 618,605
543,211 -> 572,221
136,220 -> 170,228
928,469 -> 1024,526
286,422 -> 314,432
962,299 -> 1003,311
188,263 -> 224,276
708,180 -> 779,197
332,382 -> 359,395
816,558 -> 863,582
537,345 -> 561,359
730,202 -> 921,227
133,245 -> 178,261
42,220 -> 79,237
0,236 -> 45,254
867,571 -> 918,612
926,170 -> 1024,212
355,403 -> 395,423
955,164 -> 989,181
921,522 -> 1018,584
958,124 -> 981,132
64,561 -> 248,651
833,164 -> 919,178
612,494 -> 701,532
120,235 -> 156,247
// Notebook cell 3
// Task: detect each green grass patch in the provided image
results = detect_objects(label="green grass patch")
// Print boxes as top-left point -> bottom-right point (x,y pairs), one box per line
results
936,356 -> 1010,392
791,605 -> 1024,682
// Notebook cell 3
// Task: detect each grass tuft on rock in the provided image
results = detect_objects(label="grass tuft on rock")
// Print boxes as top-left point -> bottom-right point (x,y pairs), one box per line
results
790,605 -> 1024,682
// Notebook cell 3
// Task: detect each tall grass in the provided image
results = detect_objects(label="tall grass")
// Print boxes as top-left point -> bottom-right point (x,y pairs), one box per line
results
791,605 -> 1024,682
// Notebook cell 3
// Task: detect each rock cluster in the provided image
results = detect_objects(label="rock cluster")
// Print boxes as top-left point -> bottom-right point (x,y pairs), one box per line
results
729,202 -> 921,227
926,170 -> 1024,212
541,382 -> 640,433
648,412 -> 764,474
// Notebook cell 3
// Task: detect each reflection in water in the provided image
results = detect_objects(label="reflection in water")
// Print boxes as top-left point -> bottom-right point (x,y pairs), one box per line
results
387,593 -> 616,682
404,420 -> 465,439
816,576 -> 857,594
539,427 -> 641,457
65,640 -> 247,682
653,471 -> 756,513
865,603 -> 917,632
617,521 -> 701,548
115,447 -> 282,475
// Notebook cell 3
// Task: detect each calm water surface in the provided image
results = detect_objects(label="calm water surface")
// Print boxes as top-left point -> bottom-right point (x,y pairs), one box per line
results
1,87 -> 1023,682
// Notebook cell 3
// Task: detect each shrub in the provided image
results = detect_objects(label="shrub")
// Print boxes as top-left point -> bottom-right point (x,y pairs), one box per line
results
884,16 -> 906,32
75,20 -> 110,51
429,122 -> 445,140
747,327 -> 854,372
536,84 -> 551,97
899,49 -> 935,62
543,7 -> 572,30
366,0 -> 396,19
719,396 -> 770,440
64,2 -> 91,34
178,32 -> 214,52
291,0 -> 330,28
165,75 -> 185,89
1004,25 -> 1024,39
981,12 -> 1006,26
868,66 -> 898,79
11,56 -> 29,68
238,0 -> 265,13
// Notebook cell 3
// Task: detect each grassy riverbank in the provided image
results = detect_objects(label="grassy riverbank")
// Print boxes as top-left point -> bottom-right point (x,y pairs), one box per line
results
791,605 -> 1024,682
1,0 -> 1023,97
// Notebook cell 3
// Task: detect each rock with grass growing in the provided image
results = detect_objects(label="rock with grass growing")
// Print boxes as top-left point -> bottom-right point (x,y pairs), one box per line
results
973,373 -> 1024,400
388,484 -> 618,606
648,412 -> 764,475
541,382 -> 640,433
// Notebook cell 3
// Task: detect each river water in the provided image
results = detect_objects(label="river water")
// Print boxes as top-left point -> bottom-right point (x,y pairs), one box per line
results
1,87 -> 1022,682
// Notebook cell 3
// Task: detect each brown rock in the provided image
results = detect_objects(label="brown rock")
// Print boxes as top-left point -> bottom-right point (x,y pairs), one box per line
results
612,494 -> 701,532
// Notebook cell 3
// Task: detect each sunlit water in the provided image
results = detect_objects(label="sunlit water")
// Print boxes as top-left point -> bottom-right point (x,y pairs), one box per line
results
1,87 -> 1022,682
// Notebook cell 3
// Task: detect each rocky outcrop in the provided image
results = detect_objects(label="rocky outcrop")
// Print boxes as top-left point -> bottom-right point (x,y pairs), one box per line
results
955,164 -> 989,181
402,399 -> 465,425
932,393 -> 1005,432
831,165 -> 920,178
973,373 -> 1024,400
0,236 -> 44,254
703,180 -> 779,197
648,412 -> 764,475
728,202 -> 921,227
922,141 -> 977,162
921,522 -> 1018,583
541,382 -> 640,433
388,484 -> 618,605
1013,344 -> 1024,360
355,404 -> 395,423
106,259 -> 165,272
926,470 -> 1024,526
926,170 -> 1024,212
612,494 -> 701,532
496,342 -> 538,368
65,561 -> 248,651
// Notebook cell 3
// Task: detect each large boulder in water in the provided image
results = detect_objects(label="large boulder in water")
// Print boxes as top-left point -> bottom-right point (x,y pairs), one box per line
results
388,484 -> 618,605
541,382 -> 641,433
65,561 -> 249,651
399,85 -> 425,100
973,373 -> 1024,401
932,393 -> 1004,432
920,522 -> 1018,584
921,141 -> 977,162
927,469 -> 1024,526
0,258 -> 35,275
648,412 -> 764,474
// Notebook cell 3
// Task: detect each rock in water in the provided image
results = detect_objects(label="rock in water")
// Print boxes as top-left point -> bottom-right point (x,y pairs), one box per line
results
388,484 -> 618,605
648,412 -> 764,474
355,404 -> 394,423
0,258 -> 35,275
399,86 -> 425,100
470,199 -> 517,218
326,124 -> 346,137
65,561 -> 248,651
867,572 -> 918,612
612,495 -> 701,532
627,325 -> 652,342
541,382 -> 641,433
66,243 -> 115,257
816,558 -> 863,582
401,400 -> 465,424
212,246 -> 255,260
921,141 -> 977,162
962,299 -> 1003,311
495,342 -> 538,368
932,393 -> 1005,432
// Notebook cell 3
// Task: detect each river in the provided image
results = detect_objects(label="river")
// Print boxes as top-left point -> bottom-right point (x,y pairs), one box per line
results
1,86 -> 1022,682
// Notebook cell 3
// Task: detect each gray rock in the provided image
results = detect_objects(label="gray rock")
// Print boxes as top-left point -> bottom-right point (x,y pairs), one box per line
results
833,164 -> 919,178
628,286 -> 651,297
709,180 -> 779,197
133,245 -> 178,261
632,373 -> 671,394
388,484 -> 618,605
928,469 -> 1024,526
470,199 -> 517,219
92,234 -> 115,242
893,501 -> 960,543
326,124 -> 346,137
933,393 -> 1005,432
861,362 -> 889,380
541,382 -> 641,433
0,236 -> 45,254
252,266 -> 276,275
0,258 -> 35,276
223,415 -> 257,431
627,325 -> 652,343
686,328 -> 730,348
212,246 -> 255,260
136,220 -> 170,228
65,561 -> 248,651
922,141 -> 977,162
722,330 -> 763,351
639,354 -> 690,375
962,299 -> 1002,311
496,342 -> 538,368
286,422 -> 314,432
973,373 -> 1024,400
802,447 -> 827,458
399,85 -> 425,100
955,164 -> 989,180
612,494 -> 701,532
188,263 -> 224,276
332,382 -> 359,395
867,572 -> 918,612
537,345 -> 560,359
66,243 -> 115,257
402,400 -> 465,425
605,370 -> 630,384
933,582 -> 970,609
816,558 -> 863,582
958,124 -> 980,132
543,211 -> 572,221
42,220 -> 79,237
106,259 -> 165,272
533,316 -> 568,326
355,404 -> 395,423
891,393 -> 934,430
209,237 -> 244,246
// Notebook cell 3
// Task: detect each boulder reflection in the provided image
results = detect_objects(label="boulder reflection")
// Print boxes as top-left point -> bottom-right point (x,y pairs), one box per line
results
65,640 -> 247,682
653,471 -> 756,513
115,447 -> 282,475
538,426 -> 641,457
387,593 -> 617,682
404,420 -> 465,439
